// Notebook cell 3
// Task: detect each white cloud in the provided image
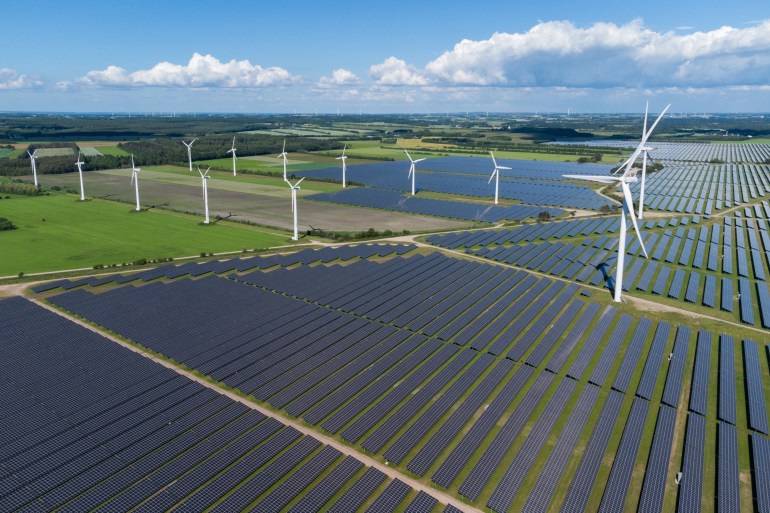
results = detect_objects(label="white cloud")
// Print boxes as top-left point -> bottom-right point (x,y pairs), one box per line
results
319,68 -> 360,85
0,68 -> 43,89
369,57 -> 431,85
78,53 -> 297,88
376,19 -> 770,89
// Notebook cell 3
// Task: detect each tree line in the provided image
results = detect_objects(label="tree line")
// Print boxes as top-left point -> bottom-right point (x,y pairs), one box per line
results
0,135 -> 343,176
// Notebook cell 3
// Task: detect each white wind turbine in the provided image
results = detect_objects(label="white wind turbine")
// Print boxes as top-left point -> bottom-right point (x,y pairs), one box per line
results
286,177 -> 305,241
488,151 -> 511,205
278,139 -> 289,181
636,102 -> 670,219
564,146 -> 654,302
182,138 -> 196,172
75,151 -> 85,201
27,149 -> 38,187
198,166 -> 211,224
404,150 -> 425,196
130,154 -> 141,211
226,137 -> 237,176
336,144 -> 348,187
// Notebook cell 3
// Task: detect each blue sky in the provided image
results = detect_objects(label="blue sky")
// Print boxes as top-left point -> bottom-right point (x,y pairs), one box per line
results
2,0 -> 770,113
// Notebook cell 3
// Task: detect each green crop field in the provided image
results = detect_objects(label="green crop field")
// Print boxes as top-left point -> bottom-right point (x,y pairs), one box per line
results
0,193 -> 291,277
96,145 -> 130,156
0,148 -> 13,158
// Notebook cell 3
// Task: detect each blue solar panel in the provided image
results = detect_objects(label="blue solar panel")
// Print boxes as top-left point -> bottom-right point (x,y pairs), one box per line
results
743,339 -> 769,434
677,413 -> 706,513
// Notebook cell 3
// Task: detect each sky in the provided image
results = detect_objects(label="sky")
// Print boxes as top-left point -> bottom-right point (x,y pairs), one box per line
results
2,0 -> 770,113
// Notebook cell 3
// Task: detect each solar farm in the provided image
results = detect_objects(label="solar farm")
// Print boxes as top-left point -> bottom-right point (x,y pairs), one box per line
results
3,132 -> 770,513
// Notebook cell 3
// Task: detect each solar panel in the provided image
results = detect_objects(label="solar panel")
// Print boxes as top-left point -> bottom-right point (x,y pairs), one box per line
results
637,405 -> 677,513
743,339 -> 769,434
677,414 -> 706,513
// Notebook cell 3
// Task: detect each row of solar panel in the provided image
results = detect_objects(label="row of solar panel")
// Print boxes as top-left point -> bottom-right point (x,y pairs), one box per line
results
31,244 -> 416,293
0,297 -> 444,512
309,187 -> 563,222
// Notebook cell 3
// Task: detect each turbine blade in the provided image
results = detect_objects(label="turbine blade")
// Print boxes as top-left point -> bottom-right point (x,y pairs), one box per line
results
490,151 -> 497,168
414,158 -> 426,163
563,174 -> 620,184
499,165 -> 511,170
622,182 -> 648,258
643,104 -> 670,142
404,149 -> 412,162
295,177 -> 305,186
643,101 -> 649,137
488,169 -> 496,184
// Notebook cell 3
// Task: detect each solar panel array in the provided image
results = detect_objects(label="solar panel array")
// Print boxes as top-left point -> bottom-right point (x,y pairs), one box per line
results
309,187 -> 563,222
549,140 -> 770,164
298,158 -> 611,209
428,212 -> 770,330
0,297 -> 442,513
21,244 -> 770,513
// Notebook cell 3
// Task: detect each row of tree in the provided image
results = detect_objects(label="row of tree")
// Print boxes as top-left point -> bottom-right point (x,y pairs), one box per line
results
0,135 -> 344,176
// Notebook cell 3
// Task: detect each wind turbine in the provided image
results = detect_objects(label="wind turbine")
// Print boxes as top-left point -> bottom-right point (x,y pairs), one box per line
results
198,166 -> 211,224
404,150 -> 425,196
488,151 -> 511,205
635,103 -> 670,219
277,139 -> 288,181
130,154 -> 141,211
564,167 -> 649,303
27,149 -> 38,187
182,138 -> 196,172
75,151 -> 85,201
226,137 -> 237,176
286,177 -> 305,241
336,144 -> 348,187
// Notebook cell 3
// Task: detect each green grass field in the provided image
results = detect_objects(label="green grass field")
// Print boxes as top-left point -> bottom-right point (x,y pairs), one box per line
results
0,193 -> 291,276
96,145 -> 130,156
0,148 -> 13,158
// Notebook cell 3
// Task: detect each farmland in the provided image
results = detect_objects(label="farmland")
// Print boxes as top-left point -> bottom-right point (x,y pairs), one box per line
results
0,193 -> 290,276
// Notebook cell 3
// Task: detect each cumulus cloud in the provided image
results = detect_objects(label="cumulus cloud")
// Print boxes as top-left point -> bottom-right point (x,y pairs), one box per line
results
319,68 -> 360,85
0,68 -> 43,89
78,53 -> 297,88
369,57 -> 431,85
376,19 -> 770,89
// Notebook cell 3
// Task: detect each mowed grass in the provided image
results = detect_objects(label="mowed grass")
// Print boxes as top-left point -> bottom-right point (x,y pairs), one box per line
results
96,145 -> 130,156
0,194 -> 290,276
0,148 -> 13,158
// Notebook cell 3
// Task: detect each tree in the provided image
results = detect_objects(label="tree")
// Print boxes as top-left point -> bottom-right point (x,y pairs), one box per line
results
537,211 -> 552,222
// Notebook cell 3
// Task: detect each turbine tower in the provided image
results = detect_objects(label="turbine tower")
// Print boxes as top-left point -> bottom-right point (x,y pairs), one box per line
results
226,137 -> 237,176
488,151 -> 511,205
564,146 -> 653,301
27,149 -> 38,188
130,154 -> 141,211
278,139 -> 288,181
404,150 -> 425,196
636,103 -> 670,219
182,138 -> 196,172
75,151 -> 85,201
336,144 -> 348,187
286,177 -> 305,241
198,166 -> 211,224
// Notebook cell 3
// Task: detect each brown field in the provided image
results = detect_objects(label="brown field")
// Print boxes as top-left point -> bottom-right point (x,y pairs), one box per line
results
39,171 -> 471,233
